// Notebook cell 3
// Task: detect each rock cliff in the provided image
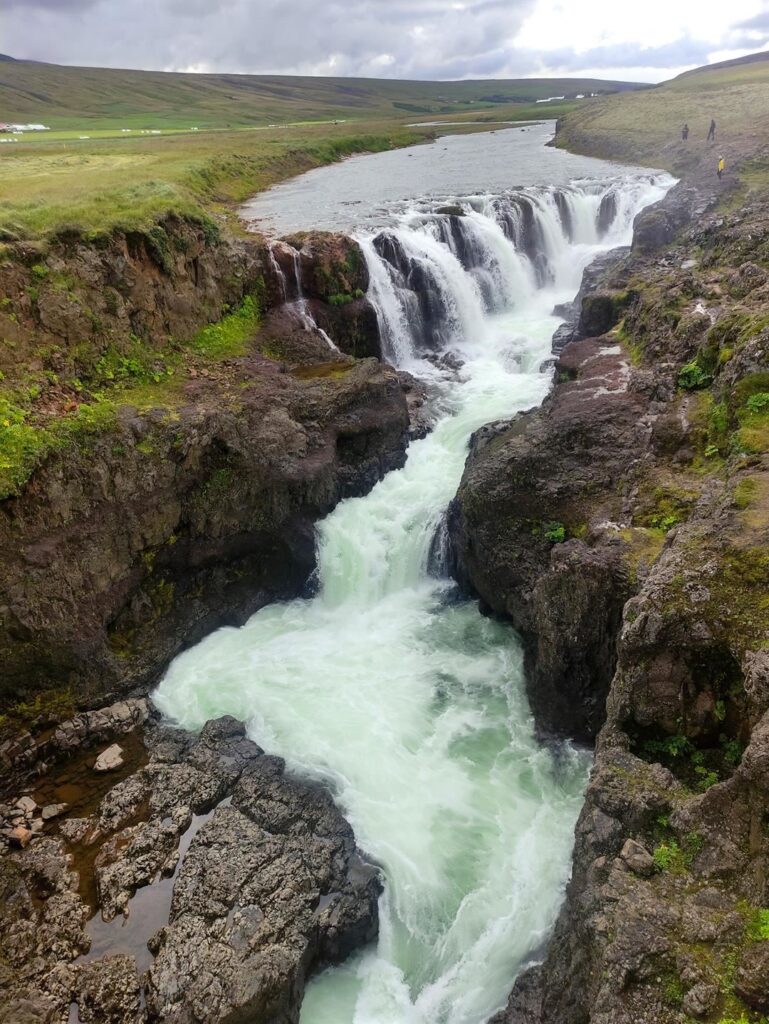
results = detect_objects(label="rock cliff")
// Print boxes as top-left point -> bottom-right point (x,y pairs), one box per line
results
0,219 -> 404,716
451,184 -> 769,1023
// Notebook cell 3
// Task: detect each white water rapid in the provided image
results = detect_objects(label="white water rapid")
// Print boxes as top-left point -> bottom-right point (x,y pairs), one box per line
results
156,170 -> 673,1024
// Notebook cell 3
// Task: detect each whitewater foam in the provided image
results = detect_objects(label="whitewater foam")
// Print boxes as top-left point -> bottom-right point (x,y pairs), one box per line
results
156,167 -> 673,1024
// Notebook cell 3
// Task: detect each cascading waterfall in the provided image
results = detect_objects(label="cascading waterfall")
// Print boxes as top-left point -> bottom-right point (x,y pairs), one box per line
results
362,176 -> 667,365
271,241 -> 339,350
156,169 -> 673,1024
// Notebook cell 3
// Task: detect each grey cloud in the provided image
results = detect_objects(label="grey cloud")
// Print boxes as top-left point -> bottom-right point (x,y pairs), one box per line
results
2,0 -> 767,82
737,11 -> 769,31
5,0 -> 99,8
5,0 -> 539,79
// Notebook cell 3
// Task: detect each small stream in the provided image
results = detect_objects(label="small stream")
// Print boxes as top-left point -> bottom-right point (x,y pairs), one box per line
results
156,127 -> 673,1024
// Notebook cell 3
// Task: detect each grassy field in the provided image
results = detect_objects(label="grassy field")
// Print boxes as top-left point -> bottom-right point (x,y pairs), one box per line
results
555,52 -> 769,179
0,55 -> 641,130
0,120 -> 440,240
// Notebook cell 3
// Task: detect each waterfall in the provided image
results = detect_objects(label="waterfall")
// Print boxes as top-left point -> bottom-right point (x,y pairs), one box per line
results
270,241 -> 339,351
360,175 -> 670,365
156,167 -> 674,1024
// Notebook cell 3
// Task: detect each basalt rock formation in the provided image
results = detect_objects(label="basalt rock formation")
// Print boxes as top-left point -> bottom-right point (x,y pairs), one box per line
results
452,184 -> 769,1022
0,712 -> 380,1024
0,219 -> 407,713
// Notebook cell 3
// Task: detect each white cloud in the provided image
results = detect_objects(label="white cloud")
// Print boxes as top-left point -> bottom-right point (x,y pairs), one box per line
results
516,0 -> 766,54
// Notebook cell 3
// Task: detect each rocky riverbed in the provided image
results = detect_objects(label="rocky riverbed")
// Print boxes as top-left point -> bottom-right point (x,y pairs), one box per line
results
0,709 -> 380,1024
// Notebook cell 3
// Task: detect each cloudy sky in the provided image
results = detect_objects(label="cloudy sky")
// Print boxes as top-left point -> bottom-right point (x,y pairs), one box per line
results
3,0 -> 769,83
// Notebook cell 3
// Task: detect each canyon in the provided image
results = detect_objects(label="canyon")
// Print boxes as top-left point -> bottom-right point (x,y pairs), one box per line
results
2,117 -> 769,1024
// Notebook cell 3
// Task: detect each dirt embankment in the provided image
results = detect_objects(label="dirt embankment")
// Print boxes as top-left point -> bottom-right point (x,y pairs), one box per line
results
450,180 -> 769,1022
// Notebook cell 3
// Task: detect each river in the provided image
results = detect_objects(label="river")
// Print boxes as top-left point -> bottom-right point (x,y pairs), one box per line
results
155,124 -> 673,1024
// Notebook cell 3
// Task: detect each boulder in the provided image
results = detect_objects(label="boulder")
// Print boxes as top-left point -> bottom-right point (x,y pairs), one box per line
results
8,826 -> 33,848
735,943 -> 769,1012
94,744 -> 125,773
619,839 -> 654,877
41,804 -> 68,821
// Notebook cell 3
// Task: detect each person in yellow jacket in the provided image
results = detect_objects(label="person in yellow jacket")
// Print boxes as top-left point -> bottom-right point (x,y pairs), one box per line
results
717,156 -> 726,180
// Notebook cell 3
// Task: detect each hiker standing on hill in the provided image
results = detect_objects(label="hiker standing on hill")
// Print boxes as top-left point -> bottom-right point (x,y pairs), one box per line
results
682,123 -> 689,141
717,155 -> 726,180
707,118 -> 716,142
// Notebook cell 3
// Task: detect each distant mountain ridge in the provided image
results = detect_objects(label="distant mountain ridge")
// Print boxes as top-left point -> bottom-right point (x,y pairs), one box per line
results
0,55 -> 644,129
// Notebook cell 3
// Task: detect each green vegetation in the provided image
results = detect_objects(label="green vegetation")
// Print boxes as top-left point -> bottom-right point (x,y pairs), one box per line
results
746,907 -> 769,942
328,289 -> 365,306
636,484 -> 697,533
189,295 -> 260,358
678,360 -> 712,390
0,292 -> 262,498
652,832 -> 703,874
0,124 -> 432,241
544,521 -> 567,543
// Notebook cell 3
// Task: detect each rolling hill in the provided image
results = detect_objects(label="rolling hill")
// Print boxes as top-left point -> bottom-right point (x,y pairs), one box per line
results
555,48 -> 769,176
0,56 -> 644,130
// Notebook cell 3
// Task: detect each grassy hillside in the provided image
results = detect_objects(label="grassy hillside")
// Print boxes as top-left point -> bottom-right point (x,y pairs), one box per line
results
555,50 -> 769,179
0,57 -> 642,131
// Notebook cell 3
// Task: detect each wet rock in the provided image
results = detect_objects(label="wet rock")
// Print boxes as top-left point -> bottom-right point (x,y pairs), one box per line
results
94,745 -> 125,773
578,289 -> 630,338
281,232 -> 369,301
1,718 -> 379,1024
76,955 -> 144,1024
41,804 -> 68,821
449,335 -> 645,740
15,797 -> 37,816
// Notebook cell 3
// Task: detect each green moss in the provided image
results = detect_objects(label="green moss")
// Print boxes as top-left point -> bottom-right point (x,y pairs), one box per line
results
746,908 -> 769,941
189,294 -> 260,358
0,687 -> 75,731
735,478 -> 759,509
636,485 -> 697,532
0,393 -> 121,499
663,974 -> 685,1008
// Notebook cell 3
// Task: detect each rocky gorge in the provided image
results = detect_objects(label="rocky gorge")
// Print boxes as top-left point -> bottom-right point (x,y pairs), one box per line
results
450,180 -> 769,1022
0,217 -> 418,1020
4,124 -> 769,1024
